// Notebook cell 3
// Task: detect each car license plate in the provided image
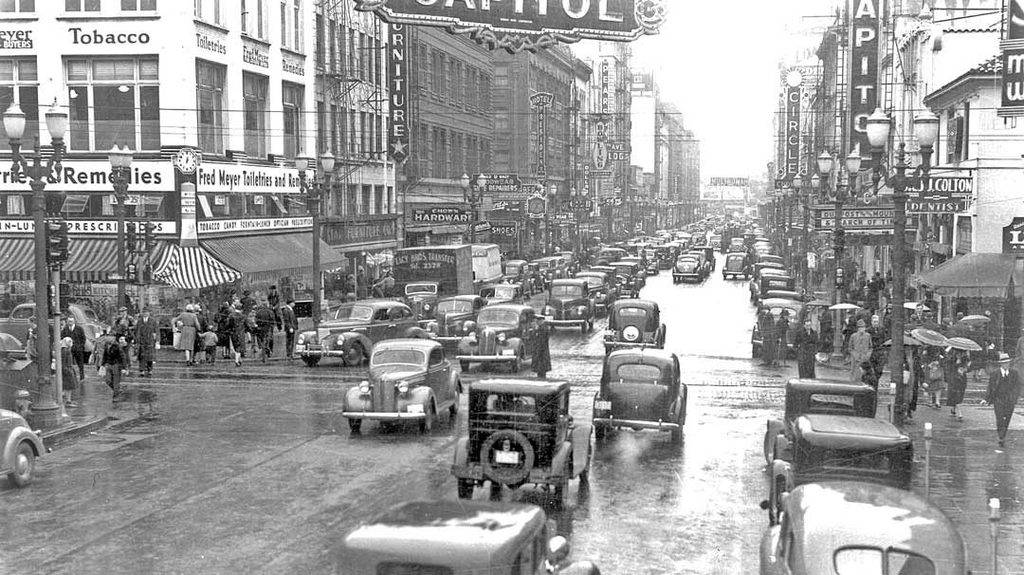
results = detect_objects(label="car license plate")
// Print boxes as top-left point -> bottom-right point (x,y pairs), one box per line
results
501,349 -> 516,356
494,450 -> 520,465
407,404 -> 424,414
594,400 -> 612,410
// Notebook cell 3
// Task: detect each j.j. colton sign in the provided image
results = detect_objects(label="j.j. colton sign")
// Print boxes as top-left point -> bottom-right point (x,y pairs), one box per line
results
354,0 -> 666,52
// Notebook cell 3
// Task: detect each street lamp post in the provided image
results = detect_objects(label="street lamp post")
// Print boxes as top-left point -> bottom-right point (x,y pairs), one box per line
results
806,173 -> 820,293
866,107 -> 938,425
297,152 -> 336,338
108,145 -> 134,310
461,173 -> 488,245
789,175 -> 803,272
3,101 -> 68,428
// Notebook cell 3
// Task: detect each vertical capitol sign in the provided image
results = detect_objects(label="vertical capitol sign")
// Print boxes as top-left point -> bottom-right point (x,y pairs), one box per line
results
848,0 -> 882,168
1000,0 -> 1024,115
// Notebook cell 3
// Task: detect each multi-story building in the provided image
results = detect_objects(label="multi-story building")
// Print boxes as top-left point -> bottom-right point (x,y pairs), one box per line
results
0,0 -> 343,319
587,42 -> 632,240
677,126 -> 701,223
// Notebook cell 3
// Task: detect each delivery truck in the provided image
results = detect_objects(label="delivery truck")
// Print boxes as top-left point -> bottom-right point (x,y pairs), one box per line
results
393,246 -> 475,320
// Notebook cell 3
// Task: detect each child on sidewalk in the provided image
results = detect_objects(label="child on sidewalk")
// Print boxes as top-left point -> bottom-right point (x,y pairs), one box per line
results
201,328 -> 219,364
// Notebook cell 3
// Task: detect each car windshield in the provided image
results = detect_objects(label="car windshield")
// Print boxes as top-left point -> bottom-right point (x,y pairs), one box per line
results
335,305 -> 374,321
486,393 -> 537,415
506,263 -> 523,274
377,563 -> 453,575
437,300 -> 473,314
551,285 -> 583,298
477,309 -> 519,327
406,284 -> 437,296
490,286 -> 517,299
371,349 -> 426,367
615,363 -> 665,384
834,548 -> 935,575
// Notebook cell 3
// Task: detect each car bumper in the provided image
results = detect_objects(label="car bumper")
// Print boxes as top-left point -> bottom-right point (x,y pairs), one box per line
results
341,411 -> 426,421
432,336 -> 464,344
604,341 -> 659,351
593,417 -> 680,431
456,354 -> 518,363
299,348 -> 345,359
452,464 -> 565,485
674,273 -> 701,281
544,317 -> 588,328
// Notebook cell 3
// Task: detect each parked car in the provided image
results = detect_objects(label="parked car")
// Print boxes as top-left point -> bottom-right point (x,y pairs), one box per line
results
0,303 -> 107,361
608,261 -> 645,295
342,339 -> 461,434
592,349 -> 686,444
763,379 -> 878,464
760,481 -> 967,575
672,255 -> 706,284
751,270 -> 795,305
480,283 -> 527,306
691,246 -> 717,271
765,415 -> 913,525
452,379 -> 592,509
603,299 -> 666,354
296,300 -> 427,367
1,408 -> 46,487
723,252 -> 750,280
751,298 -> 806,359
342,499 -> 600,575
425,295 -> 486,345
542,279 -> 596,333
403,281 -> 441,320
574,270 -> 616,314
456,304 -> 539,372
503,259 -> 529,285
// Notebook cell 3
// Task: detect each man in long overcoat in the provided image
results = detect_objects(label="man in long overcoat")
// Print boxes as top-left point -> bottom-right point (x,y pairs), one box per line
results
61,316 -> 88,380
793,319 -> 818,379
759,308 -> 777,367
985,353 -> 1023,447
531,319 -> 552,379
134,308 -> 160,376
280,299 -> 298,359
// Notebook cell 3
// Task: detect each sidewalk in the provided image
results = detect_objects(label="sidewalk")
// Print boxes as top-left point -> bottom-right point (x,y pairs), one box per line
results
38,375 -> 143,448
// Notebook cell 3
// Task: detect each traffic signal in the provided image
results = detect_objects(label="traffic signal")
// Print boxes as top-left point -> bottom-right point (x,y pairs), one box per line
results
126,262 -> 138,284
125,222 -> 137,254
143,222 -> 157,251
44,219 -> 69,268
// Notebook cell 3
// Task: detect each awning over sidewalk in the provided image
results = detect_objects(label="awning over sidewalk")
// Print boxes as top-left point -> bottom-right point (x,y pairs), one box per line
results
0,238 -> 33,280
0,237 -> 120,282
152,244 -> 241,290
914,252 -> 1024,298
201,232 -> 348,283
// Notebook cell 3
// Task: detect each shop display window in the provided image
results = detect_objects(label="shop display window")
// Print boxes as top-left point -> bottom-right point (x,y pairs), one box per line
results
65,58 -> 161,152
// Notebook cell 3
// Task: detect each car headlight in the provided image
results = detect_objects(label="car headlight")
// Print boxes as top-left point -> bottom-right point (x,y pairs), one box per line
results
297,334 -> 306,345
359,380 -> 371,395
577,306 -> 587,316
544,306 -> 554,315
397,381 -> 409,394
423,303 -> 432,312
337,334 -> 346,346
498,333 -> 507,343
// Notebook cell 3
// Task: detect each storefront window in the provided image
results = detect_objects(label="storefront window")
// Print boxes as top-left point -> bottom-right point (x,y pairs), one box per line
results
194,0 -> 221,24
196,60 -> 226,154
0,59 -> 38,145
3,194 -> 26,215
242,72 -> 268,159
66,58 -> 161,151
65,0 -> 100,11
1,0 -> 34,12
282,81 -> 302,159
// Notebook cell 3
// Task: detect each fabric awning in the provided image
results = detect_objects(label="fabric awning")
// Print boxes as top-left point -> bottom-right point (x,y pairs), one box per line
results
914,252 -> 1024,298
153,244 -> 241,290
0,238 -> 34,281
202,232 -> 348,283
0,237 -> 119,282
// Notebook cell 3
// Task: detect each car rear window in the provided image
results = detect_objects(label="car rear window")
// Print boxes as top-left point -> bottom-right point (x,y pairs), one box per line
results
486,394 -> 537,415
808,394 -> 857,414
615,364 -> 664,383
377,563 -> 454,575
371,349 -> 425,366
617,308 -> 647,318
834,547 -> 935,575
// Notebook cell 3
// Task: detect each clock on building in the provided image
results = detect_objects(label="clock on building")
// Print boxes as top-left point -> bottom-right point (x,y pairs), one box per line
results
173,148 -> 201,175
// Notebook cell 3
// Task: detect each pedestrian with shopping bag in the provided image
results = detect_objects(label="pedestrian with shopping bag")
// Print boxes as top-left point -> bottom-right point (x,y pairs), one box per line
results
984,353 -> 1022,447
173,304 -> 201,366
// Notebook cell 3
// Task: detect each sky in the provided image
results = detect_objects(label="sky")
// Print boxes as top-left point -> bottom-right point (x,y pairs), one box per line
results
578,0 -> 840,180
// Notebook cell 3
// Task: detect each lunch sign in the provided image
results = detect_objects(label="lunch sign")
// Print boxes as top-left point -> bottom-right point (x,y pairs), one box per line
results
354,0 -> 666,53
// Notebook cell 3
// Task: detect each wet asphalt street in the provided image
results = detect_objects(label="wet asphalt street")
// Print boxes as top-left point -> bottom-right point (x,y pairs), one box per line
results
0,254 -> 796,574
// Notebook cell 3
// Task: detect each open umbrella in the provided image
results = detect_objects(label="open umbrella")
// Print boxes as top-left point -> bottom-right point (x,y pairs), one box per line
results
829,303 -> 862,311
883,334 -> 923,347
911,327 -> 950,348
958,314 -> 990,327
947,336 -> 983,352
904,302 -> 930,311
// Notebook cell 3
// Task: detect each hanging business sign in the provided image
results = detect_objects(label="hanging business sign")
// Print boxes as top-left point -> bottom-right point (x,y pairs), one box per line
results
531,92 -> 553,183
848,0 -> 882,168
388,22 -> 410,163
1003,217 -> 1024,256
784,70 -> 802,181
411,206 -> 471,225
355,0 -> 666,53
482,173 -> 525,199
905,175 -> 974,214
813,207 -> 896,233
526,194 -> 546,219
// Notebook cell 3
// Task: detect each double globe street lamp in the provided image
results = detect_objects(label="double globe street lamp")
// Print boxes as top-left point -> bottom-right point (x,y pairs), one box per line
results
3,101 -> 68,428
109,144 -> 134,310
296,152 -> 336,337
817,148 -> 862,356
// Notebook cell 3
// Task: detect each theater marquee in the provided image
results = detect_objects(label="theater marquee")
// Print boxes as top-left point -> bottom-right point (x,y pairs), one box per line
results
354,0 -> 666,52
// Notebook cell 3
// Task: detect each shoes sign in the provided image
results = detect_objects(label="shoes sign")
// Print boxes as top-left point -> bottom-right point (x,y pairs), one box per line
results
354,0 -> 665,53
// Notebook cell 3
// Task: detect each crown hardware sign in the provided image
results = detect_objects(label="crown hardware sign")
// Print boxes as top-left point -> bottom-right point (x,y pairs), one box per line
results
354,0 -> 665,53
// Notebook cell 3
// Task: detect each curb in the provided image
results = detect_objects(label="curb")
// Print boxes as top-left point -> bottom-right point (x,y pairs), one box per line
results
41,416 -> 109,446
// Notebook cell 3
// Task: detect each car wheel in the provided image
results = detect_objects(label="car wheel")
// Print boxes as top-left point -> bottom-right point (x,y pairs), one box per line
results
348,419 -> 362,434
457,479 -> 475,500
763,431 -> 776,465
460,360 -> 470,372
302,356 -> 320,368
8,441 -> 35,488
419,403 -> 436,434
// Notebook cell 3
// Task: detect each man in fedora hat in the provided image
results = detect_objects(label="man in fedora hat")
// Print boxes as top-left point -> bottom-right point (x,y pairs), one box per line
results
983,352 -> 1022,447
850,319 -> 873,383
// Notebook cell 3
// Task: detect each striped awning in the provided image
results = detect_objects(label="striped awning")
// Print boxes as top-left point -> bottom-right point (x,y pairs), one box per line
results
152,244 -> 241,290
0,238 -> 34,280
0,237 -> 119,282
202,232 -> 347,283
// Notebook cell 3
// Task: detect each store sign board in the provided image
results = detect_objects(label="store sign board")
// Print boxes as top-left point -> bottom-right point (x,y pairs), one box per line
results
0,219 -> 177,235
489,221 -> 518,238
355,0 -> 665,53
0,29 -> 33,50
490,200 -> 524,214
0,160 -> 171,192
197,217 -> 312,235
1003,217 -> 1024,256
483,173 -> 524,199
813,207 -> 895,232
906,199 -> 970,214
848,0 -> 882,169
323,218 -> 398,246
388,23 -> 410,163
196,163 -> 303,194
784,81 -> 801,179
411,206 -> 470,225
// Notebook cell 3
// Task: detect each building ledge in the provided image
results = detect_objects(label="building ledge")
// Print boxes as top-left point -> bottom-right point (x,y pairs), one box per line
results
194,19 -> 229,34
57,15 -> 159,22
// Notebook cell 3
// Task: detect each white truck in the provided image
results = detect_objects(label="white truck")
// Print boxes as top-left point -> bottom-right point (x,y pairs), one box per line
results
472,244 -> 503,291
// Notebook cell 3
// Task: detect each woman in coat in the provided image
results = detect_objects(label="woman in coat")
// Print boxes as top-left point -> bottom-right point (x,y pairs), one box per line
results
173,304 -> 201,366
793,318 -> 818,379
531,319 -> 552,379
213,303 -> 232,359
945,348 -> 969,420
227,304 -> 247,367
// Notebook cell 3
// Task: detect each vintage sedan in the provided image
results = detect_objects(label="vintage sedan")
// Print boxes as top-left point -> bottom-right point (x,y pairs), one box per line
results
751,270 -> 795,304
609,261 -> 645,294
503,259 -> 529,285
672,255 -> 706,284
723,252 -> 750,280
480,283 -> 527,306
761,481 -> 967,575
426,295 -> 486,345
343,339 -> 460,434
691,246 -> 717,271
456,304 -> 538,372
575,270 -> 616,314
593,349 -> 686,444
342,500 -> 600,575
593,247 -> 628,265
604,299 -> 666,354
542,279 -> 595,333
1,408 -> 46,487
297,300 -> 427,367
751,298 -> 806,359
403,281 -> 441,320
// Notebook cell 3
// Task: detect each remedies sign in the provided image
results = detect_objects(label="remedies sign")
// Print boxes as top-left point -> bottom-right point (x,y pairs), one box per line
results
354,0 -> 666,53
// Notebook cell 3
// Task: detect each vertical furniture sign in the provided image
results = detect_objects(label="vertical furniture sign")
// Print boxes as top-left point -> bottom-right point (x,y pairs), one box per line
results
848,0 -> 882,168
388,23 -> 410,163
999,0 -> 1024,115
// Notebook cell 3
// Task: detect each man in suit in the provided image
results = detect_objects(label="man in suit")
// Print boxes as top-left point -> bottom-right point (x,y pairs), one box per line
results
280,299 -> 299,359
793,318 -> 818,379
984,353 -> 1023,447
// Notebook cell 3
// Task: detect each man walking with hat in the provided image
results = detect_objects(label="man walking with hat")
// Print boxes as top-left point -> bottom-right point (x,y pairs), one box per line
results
850,319 -> 873,383
984,352 -> 1022,447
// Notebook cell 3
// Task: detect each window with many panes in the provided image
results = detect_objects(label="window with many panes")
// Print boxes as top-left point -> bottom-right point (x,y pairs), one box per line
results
121,0 -> 156,10
66,58 -> 160,151
194,0 -> 221,24
1,0 -> 34,12
282,81 -> 303,159
241,0 -> 266,39
0,59 -> 37,144
65,0 -> 99,10
242,72 -> 268,158
196,59 -> 226,154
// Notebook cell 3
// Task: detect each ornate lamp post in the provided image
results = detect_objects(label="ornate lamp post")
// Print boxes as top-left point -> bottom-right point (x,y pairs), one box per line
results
806,172 -> 820,293
3,101 -> 68,427
789,175 -> 803,270
296,152 -> 336,337
461,173 -> 488,245
866,107 -> 938,425
108,145 -> 134,309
